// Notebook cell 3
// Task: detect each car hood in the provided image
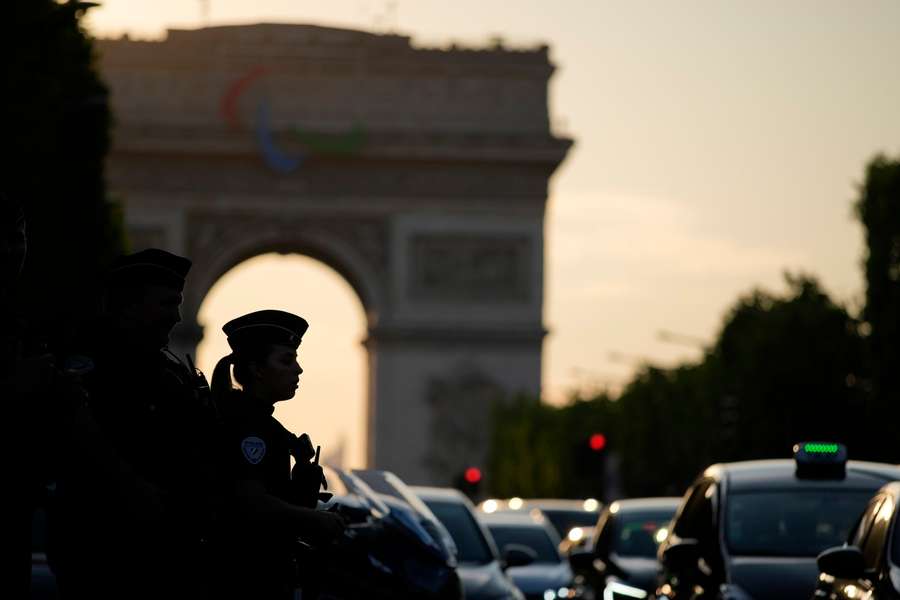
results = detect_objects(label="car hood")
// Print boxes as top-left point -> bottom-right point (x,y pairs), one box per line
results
458,561 -> 519,599
728,556 -> 819,600
506,562 -> 573,594
612,555 -> 660,591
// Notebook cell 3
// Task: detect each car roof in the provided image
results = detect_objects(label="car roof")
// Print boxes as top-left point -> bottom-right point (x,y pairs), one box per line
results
479,510 -> 548,527
879,480 -> 900,498
411,486 -> 470,503
608,497 -> 682,512
704,460 -> 900,492
519,498 -> 598,510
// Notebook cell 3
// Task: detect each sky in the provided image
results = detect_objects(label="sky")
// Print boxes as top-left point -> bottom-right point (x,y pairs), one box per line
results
85,1 -> 900,467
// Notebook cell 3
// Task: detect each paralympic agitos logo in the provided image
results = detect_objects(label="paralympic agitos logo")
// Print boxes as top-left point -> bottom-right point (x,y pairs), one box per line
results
220,66 -> 367,173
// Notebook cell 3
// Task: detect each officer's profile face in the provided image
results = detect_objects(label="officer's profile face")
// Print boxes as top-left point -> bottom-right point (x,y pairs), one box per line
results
123,283 -> 183,348
250,344 -> 302,403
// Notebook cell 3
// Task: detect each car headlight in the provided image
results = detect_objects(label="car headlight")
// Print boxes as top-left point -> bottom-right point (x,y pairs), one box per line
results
602,581 -> 648,600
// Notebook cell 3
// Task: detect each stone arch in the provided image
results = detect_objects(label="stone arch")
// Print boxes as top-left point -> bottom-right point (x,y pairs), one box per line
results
186,228 -> 385,337
173,212 -> 389,353
101,22 -> 572,484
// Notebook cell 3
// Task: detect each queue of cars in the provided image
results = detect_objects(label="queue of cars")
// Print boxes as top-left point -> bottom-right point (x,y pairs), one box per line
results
464,442 -> 900,600
31,442 -> 900,600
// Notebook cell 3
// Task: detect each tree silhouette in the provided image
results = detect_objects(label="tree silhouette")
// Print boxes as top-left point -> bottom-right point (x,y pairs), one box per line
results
5,0 -> 125,343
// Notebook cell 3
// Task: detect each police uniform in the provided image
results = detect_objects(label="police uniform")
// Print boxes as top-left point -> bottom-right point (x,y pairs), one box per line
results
213,310 -> 320,600
49,249 -> 220,600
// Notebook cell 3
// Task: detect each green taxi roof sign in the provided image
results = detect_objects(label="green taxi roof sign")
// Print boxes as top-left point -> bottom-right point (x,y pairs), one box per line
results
793,441 -> 847,479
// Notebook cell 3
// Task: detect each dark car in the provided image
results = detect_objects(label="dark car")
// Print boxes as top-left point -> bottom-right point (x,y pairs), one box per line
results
812,481 -> 900,600
306,467 -> 462,599
415,486 -> 528,600
575,496 -> 679,599
480,498 -> 603,551
480,510 -> 583,600
655,443 -> 900,600
353,468 -> 463,590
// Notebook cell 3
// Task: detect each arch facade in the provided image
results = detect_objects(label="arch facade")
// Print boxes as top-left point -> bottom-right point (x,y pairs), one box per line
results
98,23 -> 571,484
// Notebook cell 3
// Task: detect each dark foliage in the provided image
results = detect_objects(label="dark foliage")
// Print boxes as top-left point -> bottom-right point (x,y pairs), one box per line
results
489,275 -> 867,498
856,154 -> 900,461
5,0 -> 125,344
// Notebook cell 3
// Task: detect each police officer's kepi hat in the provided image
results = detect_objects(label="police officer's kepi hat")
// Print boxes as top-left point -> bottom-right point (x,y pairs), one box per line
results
107,248 -> 191,291
223,310 -> 309,353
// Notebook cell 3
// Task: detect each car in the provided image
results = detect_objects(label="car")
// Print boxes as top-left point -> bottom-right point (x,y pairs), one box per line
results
655,443 -> 900,600
573,496 -> 680,600
480,510 -> 584,600
480,498 -> 603,551
812,481 -> 900,600
353,469 -> 463,578
307,466 -> 463,599
415,486 -> 528,600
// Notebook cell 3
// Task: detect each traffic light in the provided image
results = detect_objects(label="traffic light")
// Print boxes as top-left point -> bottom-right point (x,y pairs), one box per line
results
573,432 -> 608,499
454,466 -> 483,500
589,433 -> 607,452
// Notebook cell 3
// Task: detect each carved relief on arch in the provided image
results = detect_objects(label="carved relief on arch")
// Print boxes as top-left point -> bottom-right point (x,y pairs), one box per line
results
181,209 -> 389,319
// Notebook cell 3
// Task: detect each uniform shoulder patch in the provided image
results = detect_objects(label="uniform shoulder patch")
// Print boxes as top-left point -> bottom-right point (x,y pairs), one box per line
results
240,436 -> 267,464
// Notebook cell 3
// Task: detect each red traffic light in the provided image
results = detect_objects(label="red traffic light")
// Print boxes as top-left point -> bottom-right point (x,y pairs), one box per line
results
589,433 -> 607,452
464,467 -> 482,484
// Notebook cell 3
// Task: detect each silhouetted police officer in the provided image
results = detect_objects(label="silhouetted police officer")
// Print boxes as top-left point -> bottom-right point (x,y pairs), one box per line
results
0,194 -> 52,597
210,309 -> 345,600
50,248 -> 220,599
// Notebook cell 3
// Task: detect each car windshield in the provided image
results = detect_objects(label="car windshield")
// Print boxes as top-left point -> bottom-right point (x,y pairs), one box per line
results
487,525 -> 561,564
542,509 -> 597,539
726,490 -> 873,557
613,510 -> 674,558
425,499 -> 494,565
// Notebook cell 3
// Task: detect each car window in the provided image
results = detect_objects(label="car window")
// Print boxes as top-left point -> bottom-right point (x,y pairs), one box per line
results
487,525 -> 561,564
861,495 -> 895,570
542,509 -> 597,539
425,499 -> 494,565
850,496 -> 884,549
612,509 -> 675,558
726,490 -> 873,557
673,481 -> 715,545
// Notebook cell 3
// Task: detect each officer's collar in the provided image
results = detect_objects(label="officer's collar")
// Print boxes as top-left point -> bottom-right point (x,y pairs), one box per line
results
229,390 -> 276,418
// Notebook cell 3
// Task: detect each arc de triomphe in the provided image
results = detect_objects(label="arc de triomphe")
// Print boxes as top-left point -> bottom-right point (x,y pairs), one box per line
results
98,24 -> 571,484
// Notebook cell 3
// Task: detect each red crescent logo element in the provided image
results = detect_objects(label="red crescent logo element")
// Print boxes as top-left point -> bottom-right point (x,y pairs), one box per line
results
221,65 -> 268,130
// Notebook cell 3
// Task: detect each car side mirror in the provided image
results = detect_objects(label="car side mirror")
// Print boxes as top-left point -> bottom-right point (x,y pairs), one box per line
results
502,544 -> 537,569
817,546 -> 865,580
661,538 -> 700,573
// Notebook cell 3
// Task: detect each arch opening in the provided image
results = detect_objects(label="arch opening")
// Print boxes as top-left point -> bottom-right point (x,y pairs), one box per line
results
195,252 -> 369,469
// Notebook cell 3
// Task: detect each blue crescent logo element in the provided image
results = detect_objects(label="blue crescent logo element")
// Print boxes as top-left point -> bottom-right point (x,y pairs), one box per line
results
222,66 -> 366,173
255,102 -> 304,174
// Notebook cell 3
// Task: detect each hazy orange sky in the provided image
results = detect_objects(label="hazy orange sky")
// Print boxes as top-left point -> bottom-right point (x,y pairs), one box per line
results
86,1 -> 900,468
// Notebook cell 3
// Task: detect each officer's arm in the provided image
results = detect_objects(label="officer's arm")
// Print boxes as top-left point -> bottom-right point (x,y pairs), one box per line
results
231,479 -> 342,542
69,404 -> 165,520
